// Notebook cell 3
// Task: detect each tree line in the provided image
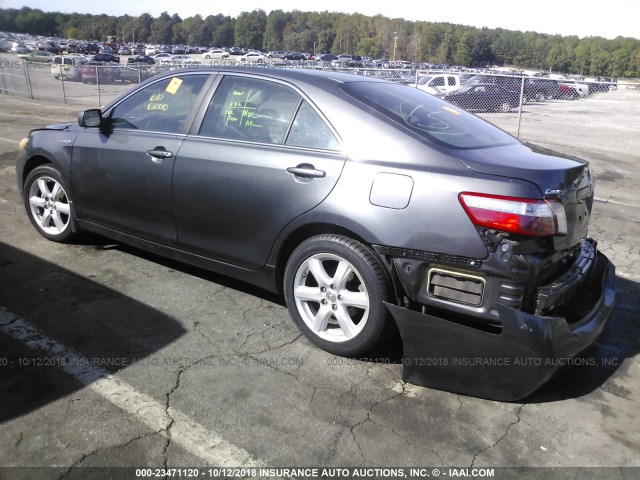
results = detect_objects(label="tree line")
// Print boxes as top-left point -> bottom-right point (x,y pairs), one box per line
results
2,7 -> 639,77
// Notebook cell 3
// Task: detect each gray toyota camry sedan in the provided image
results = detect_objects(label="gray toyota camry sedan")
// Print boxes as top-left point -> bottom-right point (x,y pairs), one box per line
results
16,67 -> 615,400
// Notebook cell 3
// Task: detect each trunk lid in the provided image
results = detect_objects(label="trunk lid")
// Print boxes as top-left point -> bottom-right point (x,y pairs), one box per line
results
456,142 -> 594,250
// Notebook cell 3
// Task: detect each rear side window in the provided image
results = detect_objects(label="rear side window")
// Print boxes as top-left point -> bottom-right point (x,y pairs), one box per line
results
341,82 -> 517,149
286,101 -> 339,151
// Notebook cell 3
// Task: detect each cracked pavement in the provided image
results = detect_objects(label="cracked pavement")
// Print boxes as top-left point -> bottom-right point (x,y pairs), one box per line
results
0,86 -> 639,476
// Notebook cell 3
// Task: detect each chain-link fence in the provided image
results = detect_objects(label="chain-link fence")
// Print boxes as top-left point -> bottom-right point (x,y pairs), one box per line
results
1,54 -> 637,141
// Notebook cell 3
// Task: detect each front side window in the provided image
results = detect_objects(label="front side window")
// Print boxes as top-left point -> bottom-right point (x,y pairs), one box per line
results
108,74 -> 209,134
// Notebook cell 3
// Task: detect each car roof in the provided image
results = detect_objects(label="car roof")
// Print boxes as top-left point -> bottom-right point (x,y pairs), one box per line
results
153,66 -> 388,90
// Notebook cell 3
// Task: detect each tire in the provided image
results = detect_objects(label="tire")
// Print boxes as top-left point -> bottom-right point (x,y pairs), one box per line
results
498,101 -> 511,113
284,234 -> 392,357
23,165 -> 78,243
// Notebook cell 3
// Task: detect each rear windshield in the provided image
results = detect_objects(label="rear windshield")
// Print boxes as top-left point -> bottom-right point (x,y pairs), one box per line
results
340,82 -> 517,149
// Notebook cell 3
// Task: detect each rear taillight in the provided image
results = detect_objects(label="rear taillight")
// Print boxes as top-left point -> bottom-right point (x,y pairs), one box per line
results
459,192 -> 567,237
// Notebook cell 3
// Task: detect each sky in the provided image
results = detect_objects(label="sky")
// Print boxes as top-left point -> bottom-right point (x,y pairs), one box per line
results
1,0 -> 638,40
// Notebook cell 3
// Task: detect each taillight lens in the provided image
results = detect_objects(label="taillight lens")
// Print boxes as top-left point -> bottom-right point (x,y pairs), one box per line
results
459,192 -> 567,237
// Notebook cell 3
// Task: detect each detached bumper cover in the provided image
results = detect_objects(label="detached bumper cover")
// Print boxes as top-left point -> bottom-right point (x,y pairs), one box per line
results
386,249 -> 615,401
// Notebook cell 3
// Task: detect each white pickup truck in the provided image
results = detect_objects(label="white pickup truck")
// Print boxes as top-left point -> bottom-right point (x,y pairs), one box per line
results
415,73 -> 461,96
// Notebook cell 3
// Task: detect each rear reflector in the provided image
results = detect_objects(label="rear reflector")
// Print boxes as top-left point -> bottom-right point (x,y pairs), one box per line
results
459,192 -> 567,237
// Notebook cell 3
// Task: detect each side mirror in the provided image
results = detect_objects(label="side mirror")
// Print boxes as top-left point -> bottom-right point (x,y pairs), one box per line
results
78,109 -> 102,128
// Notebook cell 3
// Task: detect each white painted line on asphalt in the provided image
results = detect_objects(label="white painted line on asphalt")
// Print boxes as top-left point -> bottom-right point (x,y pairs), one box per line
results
594,197 -> 640,208
0,96 -> 86,111
617,271 -> 640,282
0,308 -> 267,468
0,111 -> 69,122
0,137 -> 19,145
0,97 -> 41,106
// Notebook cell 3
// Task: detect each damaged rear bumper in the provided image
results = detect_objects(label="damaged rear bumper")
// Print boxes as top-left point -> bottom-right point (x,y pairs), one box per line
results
385,249 -> 616,401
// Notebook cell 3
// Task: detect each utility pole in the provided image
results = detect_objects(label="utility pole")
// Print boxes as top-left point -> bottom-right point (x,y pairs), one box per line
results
393,32 -> 399,62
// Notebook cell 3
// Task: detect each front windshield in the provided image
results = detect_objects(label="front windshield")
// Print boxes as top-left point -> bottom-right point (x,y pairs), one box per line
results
341,82 -> 517,149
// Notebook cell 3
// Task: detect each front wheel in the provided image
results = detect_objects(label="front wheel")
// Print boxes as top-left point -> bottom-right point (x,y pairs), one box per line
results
284,235 -> 392,357
24,165 -> 78,242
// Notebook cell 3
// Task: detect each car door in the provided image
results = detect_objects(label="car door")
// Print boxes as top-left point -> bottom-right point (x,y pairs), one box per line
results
71,73 -> 212,244
172,74 -> 347,269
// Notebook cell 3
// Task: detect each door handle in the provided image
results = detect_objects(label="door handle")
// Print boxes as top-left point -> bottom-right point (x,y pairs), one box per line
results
286,165 -> 326,179
147,149 -> 173,163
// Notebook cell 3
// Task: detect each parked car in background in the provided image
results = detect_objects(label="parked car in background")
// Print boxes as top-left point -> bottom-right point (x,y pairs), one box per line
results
267,50 -> 286,58
119,45 -> 131,55
526,78 -> 561,101
444,83 -> 520,112
202,49 -> 229,60
118,65 -> 153,83
465,74 -> 537,103
331,54 -> 353,67
81,43 -> 100,55
127,55 -> 155,65
317,54 -> 338,67
16,51 -> 55,63
568,82 -> 589,97
66,43 -> 81,54
10,42 -> 30,54
42,42 -> 60,54
80,62 -> 117,84
51,54 -> 88,80
133,44 -> 146,55
92,53 -> 120,63
587,79 -> 616,94
558,82 -> 588,99
239,52 -> 265,63
284,52 -> 306,61
415,73 -> 461,95
159,54 -> 190,62
159,55 -> 199,67
16,67 -> 614,402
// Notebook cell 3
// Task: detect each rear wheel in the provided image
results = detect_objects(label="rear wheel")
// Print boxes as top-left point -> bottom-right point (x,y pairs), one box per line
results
498,101 -> 511,112
24,165 -> 78,243
284,235 -> 392,356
